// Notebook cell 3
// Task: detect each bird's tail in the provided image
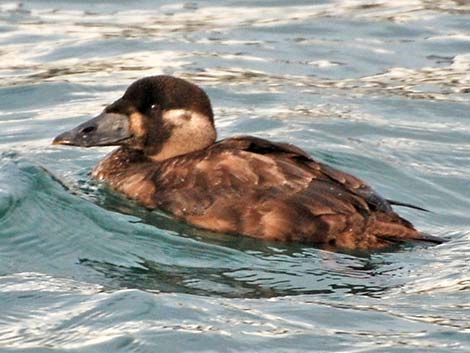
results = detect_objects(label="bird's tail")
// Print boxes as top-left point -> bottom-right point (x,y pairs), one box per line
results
387,199 -> 430,212
410,232 -> 447,244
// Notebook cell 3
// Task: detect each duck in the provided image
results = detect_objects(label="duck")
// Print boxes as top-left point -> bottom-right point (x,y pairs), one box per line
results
53,75 -> 444,252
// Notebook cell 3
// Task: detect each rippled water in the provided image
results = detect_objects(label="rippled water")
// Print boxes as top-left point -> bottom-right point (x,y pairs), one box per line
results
0,0 -> 469,351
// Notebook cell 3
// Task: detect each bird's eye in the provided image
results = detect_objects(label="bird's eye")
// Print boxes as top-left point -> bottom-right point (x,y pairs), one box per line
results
151,104 -> 159,110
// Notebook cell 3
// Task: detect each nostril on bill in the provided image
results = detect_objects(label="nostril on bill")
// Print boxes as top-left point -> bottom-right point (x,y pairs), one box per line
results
81,125 -> 96,134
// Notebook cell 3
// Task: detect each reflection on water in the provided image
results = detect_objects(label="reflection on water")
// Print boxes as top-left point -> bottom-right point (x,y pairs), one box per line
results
0,0 -> 469,352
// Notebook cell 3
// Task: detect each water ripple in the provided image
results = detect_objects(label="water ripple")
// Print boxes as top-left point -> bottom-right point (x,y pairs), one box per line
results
1,0 -> 469,352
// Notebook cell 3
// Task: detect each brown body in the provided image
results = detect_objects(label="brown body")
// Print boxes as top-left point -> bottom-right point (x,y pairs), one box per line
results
53,75 -> 441,252
92,136 -> 423,251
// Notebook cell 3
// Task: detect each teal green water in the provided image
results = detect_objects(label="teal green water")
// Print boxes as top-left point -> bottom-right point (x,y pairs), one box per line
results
1,1 -> 469,352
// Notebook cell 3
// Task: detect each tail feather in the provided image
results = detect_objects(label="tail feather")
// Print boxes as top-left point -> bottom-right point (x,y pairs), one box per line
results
377,232 -> 447,246
412,232 -> 447,244
387,199 -> 430,212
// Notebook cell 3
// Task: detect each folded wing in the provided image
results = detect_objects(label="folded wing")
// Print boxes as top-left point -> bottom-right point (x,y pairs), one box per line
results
154,136 -> 433,250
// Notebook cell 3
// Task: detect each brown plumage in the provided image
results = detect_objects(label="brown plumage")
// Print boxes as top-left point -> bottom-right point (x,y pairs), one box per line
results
53,75 -> 443,252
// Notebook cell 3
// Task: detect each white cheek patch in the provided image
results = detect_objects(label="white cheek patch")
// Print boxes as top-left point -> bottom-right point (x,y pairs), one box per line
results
162,109 -> 215,134
151,109 -> 217,161
162,109 -> 192,126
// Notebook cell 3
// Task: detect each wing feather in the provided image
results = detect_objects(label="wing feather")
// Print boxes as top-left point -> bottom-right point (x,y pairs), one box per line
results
94,140 -> 440,250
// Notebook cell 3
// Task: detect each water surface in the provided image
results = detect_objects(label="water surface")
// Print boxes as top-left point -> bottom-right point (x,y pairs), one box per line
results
0,1 -> 469,352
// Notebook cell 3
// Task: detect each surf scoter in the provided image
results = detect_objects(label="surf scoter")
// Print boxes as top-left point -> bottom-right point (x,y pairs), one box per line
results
53,75 -> 443,251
